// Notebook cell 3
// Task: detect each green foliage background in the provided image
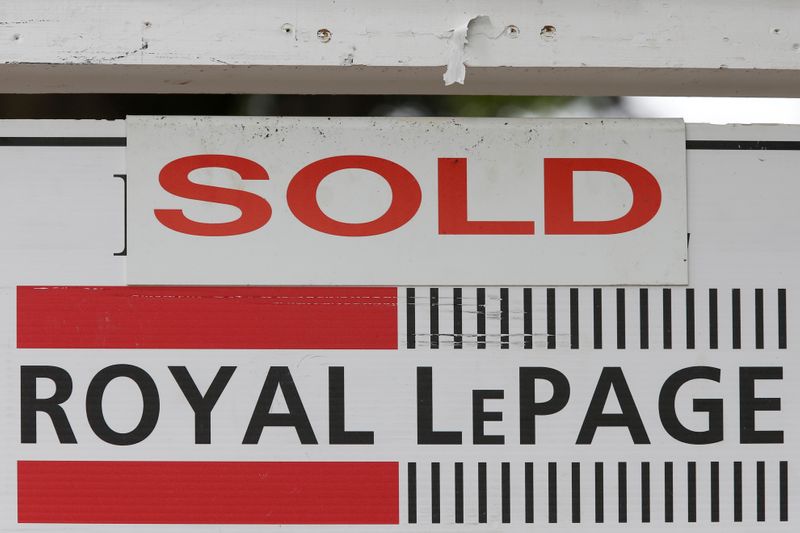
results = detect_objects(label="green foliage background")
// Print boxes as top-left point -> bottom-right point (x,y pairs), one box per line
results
0,94 -> 617,118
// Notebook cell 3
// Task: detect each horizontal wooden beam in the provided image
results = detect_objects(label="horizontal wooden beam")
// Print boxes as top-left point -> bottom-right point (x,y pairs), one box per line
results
1,0 -> 799,95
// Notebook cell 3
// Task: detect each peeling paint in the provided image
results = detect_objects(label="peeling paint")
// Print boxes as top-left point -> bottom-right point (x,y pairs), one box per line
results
443,15 -> 510,86
442,16 -> 482,86
442,33 -> 467,84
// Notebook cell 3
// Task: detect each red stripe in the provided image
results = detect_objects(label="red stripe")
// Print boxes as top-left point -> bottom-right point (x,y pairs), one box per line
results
17,286 -> 397,349
18,461 -> 399,524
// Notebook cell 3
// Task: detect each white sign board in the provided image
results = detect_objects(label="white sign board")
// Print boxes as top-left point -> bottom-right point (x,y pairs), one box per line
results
0,120 -> 795,532
126,116 -> 688,286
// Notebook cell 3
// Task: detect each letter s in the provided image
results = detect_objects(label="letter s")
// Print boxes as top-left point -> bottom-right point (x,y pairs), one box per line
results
154,154 -> 271,236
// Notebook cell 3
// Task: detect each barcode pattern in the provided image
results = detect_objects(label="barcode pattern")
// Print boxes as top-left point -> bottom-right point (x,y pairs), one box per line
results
402,288 -> 788,350
405,460 -> 788,525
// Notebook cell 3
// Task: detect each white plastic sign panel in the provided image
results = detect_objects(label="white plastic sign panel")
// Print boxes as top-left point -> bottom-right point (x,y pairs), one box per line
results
126,116 -> 688,286
0,121 -> 795,533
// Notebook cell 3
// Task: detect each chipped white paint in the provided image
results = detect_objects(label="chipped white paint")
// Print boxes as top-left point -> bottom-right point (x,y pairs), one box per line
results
442,17 -> 472,86
0,0 -> 799,95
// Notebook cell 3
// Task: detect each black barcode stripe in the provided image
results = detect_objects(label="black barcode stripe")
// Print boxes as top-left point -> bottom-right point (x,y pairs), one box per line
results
453,288 -> 463,349
780,461 -> 789,522
406,288 -> 415,349
547,288 -> 556,349
618,462 -> 628,523
500,288 -> 509,349
709,289 -> 718,349
502,462 -> 511,523
757,461 -> 766,522
779,289 -> 787,349
710,462 -> 720,522
454,462 -> 464,523
593,288 -> 603,349
477,288 -> 486,349
641,462 -> 651,523
429,288 -> 439,349
429,288 -> 439,350
478,462 -> 487,523
570,288 -> 580,349
548,462 -> 558,523
405,287 -> 787,350
640,288 -> 649,349
664,462 -> 674,523
687,462 -> 697,522
686,288 -> 696,349
732,289 -> 742,349
616,289 -> 626,349
756,289 -> 765,349
525,462 -> 534,523
524,288 -> 533,349
734,461 -> 743,522
571,462 -> 581,523
431,462 -> 440,523
662,289 -> 672,349
407,462 -> 417,523
595,462 -> 604,523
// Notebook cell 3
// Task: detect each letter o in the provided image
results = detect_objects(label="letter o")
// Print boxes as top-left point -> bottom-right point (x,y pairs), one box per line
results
85,365 -> 160,446
287,155 -> 422,236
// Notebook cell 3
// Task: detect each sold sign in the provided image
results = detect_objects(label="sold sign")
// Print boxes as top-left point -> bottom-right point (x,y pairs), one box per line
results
127,117 -> 687,286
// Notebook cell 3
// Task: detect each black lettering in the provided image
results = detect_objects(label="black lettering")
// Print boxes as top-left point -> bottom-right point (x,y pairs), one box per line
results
519,367 -> 570,444
740,367 -> 783,444
473,389 -> 504,445
329,366 -> 374,444
20,365 -> 76,444
417,367 -> 462,444
659,366 -> 723,444
243,366 -> 317,444
577,367 -> 650,444
169,366 -> 236,444
86,364 -> 160,446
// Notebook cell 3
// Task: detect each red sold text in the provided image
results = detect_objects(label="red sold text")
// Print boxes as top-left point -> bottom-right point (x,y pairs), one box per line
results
154,155 -> 663,237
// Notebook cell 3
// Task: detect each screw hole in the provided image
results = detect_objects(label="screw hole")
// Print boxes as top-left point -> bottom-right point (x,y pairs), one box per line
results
540,25 -> 556,40
317,28 -> 332,43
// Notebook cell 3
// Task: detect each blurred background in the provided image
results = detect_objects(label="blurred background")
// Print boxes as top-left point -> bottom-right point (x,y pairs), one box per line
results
0,94 -> 799,123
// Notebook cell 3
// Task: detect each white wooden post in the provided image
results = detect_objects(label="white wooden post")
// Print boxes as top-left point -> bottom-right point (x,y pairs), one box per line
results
0,0 -> 798,95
